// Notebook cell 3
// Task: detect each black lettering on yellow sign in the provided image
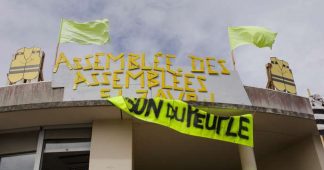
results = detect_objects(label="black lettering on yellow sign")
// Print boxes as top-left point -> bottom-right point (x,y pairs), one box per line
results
239,117 -> 250,140
109,97 -> 253,147
205,114 -> 217,130
166,103 -> 186,122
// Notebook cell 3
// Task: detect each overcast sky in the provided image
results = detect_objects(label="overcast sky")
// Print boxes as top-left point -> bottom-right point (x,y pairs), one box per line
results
0,0 -> 323,97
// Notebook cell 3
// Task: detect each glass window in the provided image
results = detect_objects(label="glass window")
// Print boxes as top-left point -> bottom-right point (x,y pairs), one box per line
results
41,139 -> 91,170
44,141 -> 91,153
0,153 -> 35,170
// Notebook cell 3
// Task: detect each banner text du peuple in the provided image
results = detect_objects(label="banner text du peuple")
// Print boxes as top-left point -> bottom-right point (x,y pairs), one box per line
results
53,52 -> 231,101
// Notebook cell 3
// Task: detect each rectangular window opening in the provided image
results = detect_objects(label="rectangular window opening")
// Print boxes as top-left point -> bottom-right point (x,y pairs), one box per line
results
41,128 -> 92,170
0,152 -> 35,170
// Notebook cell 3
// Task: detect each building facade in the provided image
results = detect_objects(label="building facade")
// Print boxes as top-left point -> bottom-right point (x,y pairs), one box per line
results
0,82 -> 323,170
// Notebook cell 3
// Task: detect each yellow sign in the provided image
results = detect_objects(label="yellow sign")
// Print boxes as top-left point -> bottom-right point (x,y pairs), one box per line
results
266,57 -> 296,94
53,52 -> 231,102
8,47 -> 44,84
108,96 -> 254,147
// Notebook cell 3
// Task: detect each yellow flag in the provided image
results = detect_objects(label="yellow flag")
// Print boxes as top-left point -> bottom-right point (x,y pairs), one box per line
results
228,26 -> 277,50
59,19 -> 110,45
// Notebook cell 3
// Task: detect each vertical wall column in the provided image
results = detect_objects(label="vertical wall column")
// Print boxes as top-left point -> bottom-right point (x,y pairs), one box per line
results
89,119 -> 133,170
33,129 -> 44,170
239,145 -> 257,170
312,135 -> 324,169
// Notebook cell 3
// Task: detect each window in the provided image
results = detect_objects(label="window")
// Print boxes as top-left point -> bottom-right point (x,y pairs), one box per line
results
44,140 -> 90,153
0,130 -> 38,170
0,153 -> 35,170
41,140 -> 90,170
0,126 -> 92,170
41,127 -> 92,170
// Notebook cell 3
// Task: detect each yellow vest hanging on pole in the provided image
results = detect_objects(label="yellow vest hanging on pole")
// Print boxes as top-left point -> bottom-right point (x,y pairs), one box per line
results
7,47 -> 44,85
266,57 -> 296,94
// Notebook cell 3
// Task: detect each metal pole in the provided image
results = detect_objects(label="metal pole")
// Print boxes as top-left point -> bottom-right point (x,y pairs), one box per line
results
231,50 -> 237,71
307,88 -> 312,97
53,18 -> 63,67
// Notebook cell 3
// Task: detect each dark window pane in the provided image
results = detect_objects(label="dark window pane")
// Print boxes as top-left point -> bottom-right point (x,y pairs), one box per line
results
41,151 -> 89,170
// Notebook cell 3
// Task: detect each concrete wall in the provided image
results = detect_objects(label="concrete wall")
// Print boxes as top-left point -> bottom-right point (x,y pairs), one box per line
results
0,82 -> 321,170
258,135 -> 324,170
89,120 -> 132,170
0,82 -> 63,107
245,86 -> 313,114
0,82 -> 314,115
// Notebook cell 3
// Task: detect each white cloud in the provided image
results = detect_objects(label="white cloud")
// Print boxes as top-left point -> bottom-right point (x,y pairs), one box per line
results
0,0 -> 323,97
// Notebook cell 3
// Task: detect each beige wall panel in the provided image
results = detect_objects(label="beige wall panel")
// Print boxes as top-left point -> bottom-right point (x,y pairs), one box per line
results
258,135 -> 324,170
89,120 -> 132,170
